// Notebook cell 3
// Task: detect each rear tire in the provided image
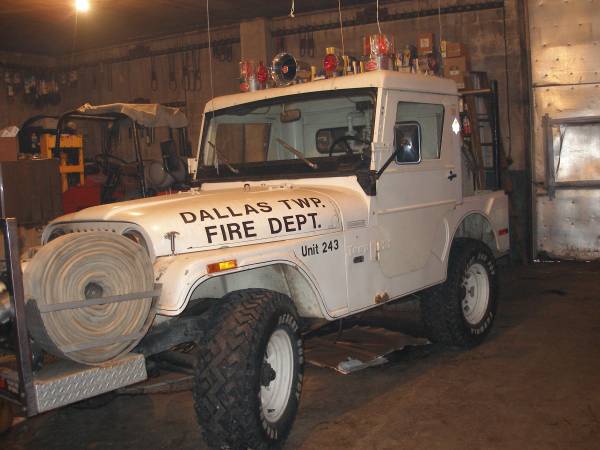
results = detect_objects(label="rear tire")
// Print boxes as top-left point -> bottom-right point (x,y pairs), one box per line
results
421,238 -> 498,347
193,289 -> 303,449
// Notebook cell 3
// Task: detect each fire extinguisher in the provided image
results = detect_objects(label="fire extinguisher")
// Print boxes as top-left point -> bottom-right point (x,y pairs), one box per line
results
461,103 -> 472,137
461,113 -> 471,137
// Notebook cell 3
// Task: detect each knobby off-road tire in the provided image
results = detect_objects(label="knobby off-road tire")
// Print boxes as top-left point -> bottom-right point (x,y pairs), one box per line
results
421,238 -> 498,347
193,289 -> 304,449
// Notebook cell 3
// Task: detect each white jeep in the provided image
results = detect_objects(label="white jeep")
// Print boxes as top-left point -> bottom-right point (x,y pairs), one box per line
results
9,71 -> 509,448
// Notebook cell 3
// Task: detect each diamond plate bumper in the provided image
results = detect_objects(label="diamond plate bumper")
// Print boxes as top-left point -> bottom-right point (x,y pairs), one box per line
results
33,353 -> 146,413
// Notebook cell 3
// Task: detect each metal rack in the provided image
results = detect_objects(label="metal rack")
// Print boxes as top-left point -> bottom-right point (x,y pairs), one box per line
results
0,218 -> 155,417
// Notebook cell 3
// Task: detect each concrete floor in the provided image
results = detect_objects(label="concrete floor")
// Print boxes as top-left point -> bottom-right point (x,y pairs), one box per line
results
2,262 -> 600,449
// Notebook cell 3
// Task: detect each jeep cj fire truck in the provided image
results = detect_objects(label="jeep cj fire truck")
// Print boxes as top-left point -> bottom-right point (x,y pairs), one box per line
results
0,70 -> 509,448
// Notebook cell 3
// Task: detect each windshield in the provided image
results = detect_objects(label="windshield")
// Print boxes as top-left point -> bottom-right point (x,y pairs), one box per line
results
197,88 -> 376,180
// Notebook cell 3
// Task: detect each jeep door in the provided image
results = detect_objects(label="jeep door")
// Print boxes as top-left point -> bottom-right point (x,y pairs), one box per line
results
374,88 -> 461,295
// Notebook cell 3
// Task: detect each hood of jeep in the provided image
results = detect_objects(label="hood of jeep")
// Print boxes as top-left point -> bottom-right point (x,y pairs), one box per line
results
49,185 -> 367,257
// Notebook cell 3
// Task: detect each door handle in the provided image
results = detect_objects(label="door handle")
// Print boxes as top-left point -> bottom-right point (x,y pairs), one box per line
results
448,171 -> 457,181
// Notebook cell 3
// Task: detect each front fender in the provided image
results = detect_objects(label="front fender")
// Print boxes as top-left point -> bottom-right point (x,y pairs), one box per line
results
152,236 -> 341,319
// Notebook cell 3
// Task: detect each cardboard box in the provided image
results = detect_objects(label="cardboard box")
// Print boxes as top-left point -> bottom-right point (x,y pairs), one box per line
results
0,137 -> 18,162
441,41 -> 466,58
444,56 -> 470,77
417,32 -> 434,54
447,74 -> 468,90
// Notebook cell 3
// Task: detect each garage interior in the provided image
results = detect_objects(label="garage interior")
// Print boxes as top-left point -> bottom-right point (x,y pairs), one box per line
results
0,0 -> 599,449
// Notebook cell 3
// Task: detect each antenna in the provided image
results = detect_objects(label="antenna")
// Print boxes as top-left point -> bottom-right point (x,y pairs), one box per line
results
338,0 -> 346,56
376,0 -> 382,34
438,0 -> 443,47
198,0 -> 218,176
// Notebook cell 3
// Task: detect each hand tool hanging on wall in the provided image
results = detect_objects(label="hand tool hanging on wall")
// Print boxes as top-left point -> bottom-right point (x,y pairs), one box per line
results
181,52 -> 191,91
68,69 -> 78,88
5,71 -> 15,102
299,28 -> 307,57
213,44 -> 225,62
122,61 -> 131,93
145,126 -> 152,147
12,71 -> 22,93
106,62 -> 113,92
191,49 -> 202,91
92,65 -> 98,91
275,33 -> 286,53
308,31 -> 315,57
168,53 -> 177,91
49,74 -> 61,105
148,127 -> 155,146
99,64 -> 105,92
150,56 -> 158,91
23,73 -> 35,104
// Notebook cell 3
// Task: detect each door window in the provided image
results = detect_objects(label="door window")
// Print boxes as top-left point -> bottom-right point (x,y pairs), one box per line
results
395,102 -> 444,163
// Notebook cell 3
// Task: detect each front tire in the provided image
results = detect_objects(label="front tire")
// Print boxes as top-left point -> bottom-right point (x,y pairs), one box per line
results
193,289 -> 303,449
421,238 -> 498,347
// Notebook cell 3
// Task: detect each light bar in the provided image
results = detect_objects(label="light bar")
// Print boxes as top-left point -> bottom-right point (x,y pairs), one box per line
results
207,259 -> 238,274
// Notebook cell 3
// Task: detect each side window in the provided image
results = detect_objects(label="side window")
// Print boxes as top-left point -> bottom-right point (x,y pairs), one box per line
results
395,102 -> 444,163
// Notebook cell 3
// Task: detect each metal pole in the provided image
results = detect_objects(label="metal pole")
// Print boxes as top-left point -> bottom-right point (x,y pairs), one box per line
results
2,218 -> 36,415
490,80 -> 502,190
132,122 -> 147,198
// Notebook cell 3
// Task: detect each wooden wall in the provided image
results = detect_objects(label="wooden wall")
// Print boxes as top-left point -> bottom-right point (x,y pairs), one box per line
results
0,28 -> 240,164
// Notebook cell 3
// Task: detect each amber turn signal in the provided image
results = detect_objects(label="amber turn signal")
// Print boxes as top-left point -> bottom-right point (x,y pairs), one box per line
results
206,259 -> 238,274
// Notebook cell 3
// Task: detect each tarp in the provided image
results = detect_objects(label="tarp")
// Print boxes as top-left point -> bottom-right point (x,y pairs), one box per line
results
75,103 -> 188,128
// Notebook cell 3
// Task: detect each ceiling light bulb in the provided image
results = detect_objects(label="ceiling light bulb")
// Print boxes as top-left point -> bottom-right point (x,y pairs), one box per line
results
75,0 -> 90,12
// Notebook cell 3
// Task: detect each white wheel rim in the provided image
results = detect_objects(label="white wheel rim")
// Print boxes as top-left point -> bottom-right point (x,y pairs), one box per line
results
461,263 -> 490,325
260,328 -> 294,424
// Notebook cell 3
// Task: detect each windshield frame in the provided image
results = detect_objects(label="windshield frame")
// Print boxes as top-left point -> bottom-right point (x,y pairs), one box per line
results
195,87 -> 377,182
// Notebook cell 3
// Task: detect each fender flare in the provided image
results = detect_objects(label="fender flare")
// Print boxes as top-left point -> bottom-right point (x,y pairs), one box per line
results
450,211 -> 500,255
159,257 -> 331,319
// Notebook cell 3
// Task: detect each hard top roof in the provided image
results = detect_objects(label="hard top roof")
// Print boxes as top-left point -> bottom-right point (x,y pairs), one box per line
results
204,71 -> 458,113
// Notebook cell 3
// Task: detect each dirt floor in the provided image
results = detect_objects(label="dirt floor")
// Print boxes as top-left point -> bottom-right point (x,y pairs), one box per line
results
2,262 -> 600,449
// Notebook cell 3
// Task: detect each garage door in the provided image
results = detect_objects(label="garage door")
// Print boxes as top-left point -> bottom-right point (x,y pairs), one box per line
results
528,0 -> 600,260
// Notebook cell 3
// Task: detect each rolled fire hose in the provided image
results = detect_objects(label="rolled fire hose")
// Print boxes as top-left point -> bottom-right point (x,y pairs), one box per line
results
24,232 -> 155,365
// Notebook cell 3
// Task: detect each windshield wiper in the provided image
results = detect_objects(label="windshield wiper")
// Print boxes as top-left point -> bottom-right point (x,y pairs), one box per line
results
207,141 -> 240,174
276,138 -> 318,170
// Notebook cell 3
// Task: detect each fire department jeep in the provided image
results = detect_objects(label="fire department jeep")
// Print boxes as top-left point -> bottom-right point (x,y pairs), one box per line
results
0,71 -> 509,448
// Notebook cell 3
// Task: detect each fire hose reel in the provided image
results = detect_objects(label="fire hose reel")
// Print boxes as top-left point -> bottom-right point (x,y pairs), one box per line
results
24,232 -> 156,365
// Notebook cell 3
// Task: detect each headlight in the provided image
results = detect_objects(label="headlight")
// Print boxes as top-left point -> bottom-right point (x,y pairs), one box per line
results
47,228 -> 66,242
123,230 -> 149,254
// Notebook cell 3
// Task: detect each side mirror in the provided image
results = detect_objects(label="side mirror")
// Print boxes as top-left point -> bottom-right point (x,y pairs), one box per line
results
376,122 -> 421,179
394,122 -> 421,164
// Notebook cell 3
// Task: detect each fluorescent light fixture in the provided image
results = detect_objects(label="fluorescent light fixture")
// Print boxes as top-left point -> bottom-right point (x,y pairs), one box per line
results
75,0 -> 90,13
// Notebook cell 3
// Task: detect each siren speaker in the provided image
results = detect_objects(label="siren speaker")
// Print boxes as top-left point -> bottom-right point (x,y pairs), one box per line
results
271,53 -> 298,86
